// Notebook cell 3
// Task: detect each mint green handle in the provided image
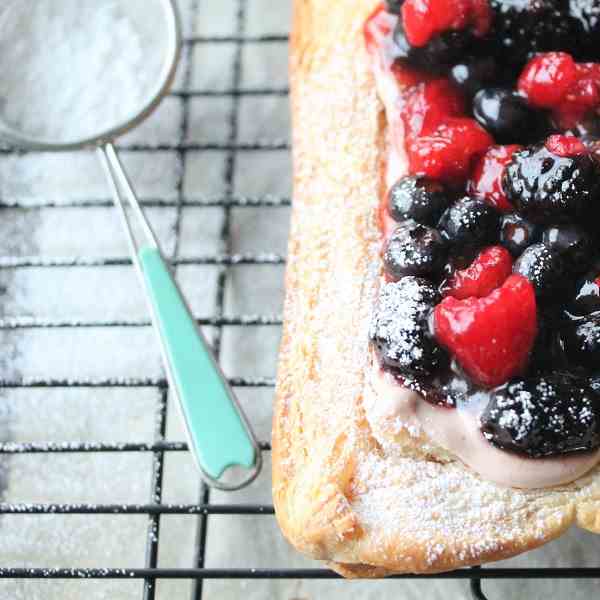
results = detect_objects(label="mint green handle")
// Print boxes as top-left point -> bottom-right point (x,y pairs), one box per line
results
138,246 -> 256,480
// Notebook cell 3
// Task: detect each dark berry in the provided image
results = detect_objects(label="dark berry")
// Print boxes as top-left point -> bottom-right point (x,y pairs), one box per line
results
591,374 -> 600,393
569,0 -> 600,60
488,0 -> 584,67
392,20 -> 470,73
500,213 -> 540,256
561,313 -> 600,371
383,220 -> 446,280
388,176 -> 450,226
385,0 -> 405,13
542,224 -> 595,274
370,277 -> 445,376
473,87 -> 551,144
528,318 -> 565,374
513,243 -> 568,301
438,197 -> 500,248
480,374 -> 600,457
503,142 -> 600,224
570,267 -> 600,315
450,56 -> 500,97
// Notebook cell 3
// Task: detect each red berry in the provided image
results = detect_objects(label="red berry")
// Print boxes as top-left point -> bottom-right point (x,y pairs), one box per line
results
518,52 -> 577,108
467,145 -> 522,213
434,274 -> 537,388
401,79 -> 465,140
401,0 -> 491,47
445,246 -> 513,300
407,117 -> 493,185
545,134 -> 588,158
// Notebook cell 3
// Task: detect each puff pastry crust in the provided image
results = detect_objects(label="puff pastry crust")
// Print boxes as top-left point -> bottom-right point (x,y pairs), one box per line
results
272,0 -> 600,576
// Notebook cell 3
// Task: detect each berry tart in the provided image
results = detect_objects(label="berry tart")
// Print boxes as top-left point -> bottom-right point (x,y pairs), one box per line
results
273,0 -> 600,576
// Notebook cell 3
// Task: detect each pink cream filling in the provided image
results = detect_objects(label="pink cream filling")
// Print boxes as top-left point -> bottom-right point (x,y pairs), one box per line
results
368,52 -> 600,489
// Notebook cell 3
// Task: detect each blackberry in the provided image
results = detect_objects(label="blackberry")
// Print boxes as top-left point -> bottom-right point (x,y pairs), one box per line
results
438,197 -> 500,248
480,374 -> 600,457
570,266 -> 600,315
370,277 -> 445,376
383,219 -> 447,279
488,0 -> 584,66
542,224 -> 595,274
569,0 -> 600,60
561,313 -> 600,371
473,88 -> 550,144
500,213 -> 540,256
388,175 -> 450,226
392,20 -> 470,73
503,143 -> 600,224
513,243 -> 568,301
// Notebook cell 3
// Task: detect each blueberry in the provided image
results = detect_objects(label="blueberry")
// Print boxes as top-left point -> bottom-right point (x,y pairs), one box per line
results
542,224 -> 595,274
504,143 -> 600,225
438,197 -> 500,248
480,374 -> 600,457
500,213 -> 540,257
383,219 -> 446,280
370,277 -> 445,377
570,267 -> 600,316
561,313 -> 600,372
513,243 -> 568,301
473,88 -> 551,145
388,175 -> 450,226
384,0 -> 404,13
450,56 -> 499,98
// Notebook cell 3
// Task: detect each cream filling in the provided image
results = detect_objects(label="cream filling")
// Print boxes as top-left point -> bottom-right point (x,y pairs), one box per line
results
371,52 -> 600,489
367,365 -> 600,489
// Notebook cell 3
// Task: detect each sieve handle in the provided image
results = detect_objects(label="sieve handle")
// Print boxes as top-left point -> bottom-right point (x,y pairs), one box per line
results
97,144 -> 261,491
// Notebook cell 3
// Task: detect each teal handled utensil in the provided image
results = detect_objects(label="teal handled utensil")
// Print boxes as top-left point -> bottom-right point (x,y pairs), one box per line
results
0,0 -> 261,490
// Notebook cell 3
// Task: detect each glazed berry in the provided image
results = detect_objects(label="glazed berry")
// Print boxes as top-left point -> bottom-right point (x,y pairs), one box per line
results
401,0 -> 492,47
402,80 -> 466,140
542,224 -> 595,274
388,175 -> 450,226
488,0 -> 583,67
383,219 -> 447,279
407,118 -> 493,185
444,245 -> 513,300
473,88 -> 550,144
480,374 -> 600,457
570,269 -> 600,315
434,274 -> 537,388
450,56 -> 499,97
503,140 -> 600,224
468,144 -> 522,213
561,314 -> 600,371
569,0 -> 600,60
438,197 -> 500,248
528,318 -> 565,374
500,213 -> 540,256
513,243 -> 568,301
371,277 -> 445,376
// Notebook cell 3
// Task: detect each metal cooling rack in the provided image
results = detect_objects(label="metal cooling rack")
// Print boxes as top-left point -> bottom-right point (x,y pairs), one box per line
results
0,2 -> 598,600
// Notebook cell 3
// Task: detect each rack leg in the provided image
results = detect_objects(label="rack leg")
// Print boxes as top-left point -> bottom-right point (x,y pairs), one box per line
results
470,566 -> 489,600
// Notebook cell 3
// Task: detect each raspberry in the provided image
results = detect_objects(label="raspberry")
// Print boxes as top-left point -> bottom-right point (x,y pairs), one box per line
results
401,0 -> 492,47
503,139 -> 600,224
407,117 -> 493,184
434,274 -> 537,388
545,134 -> 588,157
480,374 -> 600,457
444,245 -> 513,300
401,80 -> 465,140
467,144 -> 522,213
519,53 -> 600,128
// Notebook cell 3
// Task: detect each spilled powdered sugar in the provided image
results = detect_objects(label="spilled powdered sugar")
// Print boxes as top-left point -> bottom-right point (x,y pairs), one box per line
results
0,0 -> 164,142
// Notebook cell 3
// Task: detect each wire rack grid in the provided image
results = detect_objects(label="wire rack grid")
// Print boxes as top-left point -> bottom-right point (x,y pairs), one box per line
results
0,2 -> 598,600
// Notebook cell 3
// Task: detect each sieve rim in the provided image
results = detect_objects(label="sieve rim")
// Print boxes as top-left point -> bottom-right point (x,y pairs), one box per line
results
0,0 -> 182,151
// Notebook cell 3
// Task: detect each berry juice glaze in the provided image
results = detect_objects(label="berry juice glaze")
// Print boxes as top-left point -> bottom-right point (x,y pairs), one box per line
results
363,3 -> 600,488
